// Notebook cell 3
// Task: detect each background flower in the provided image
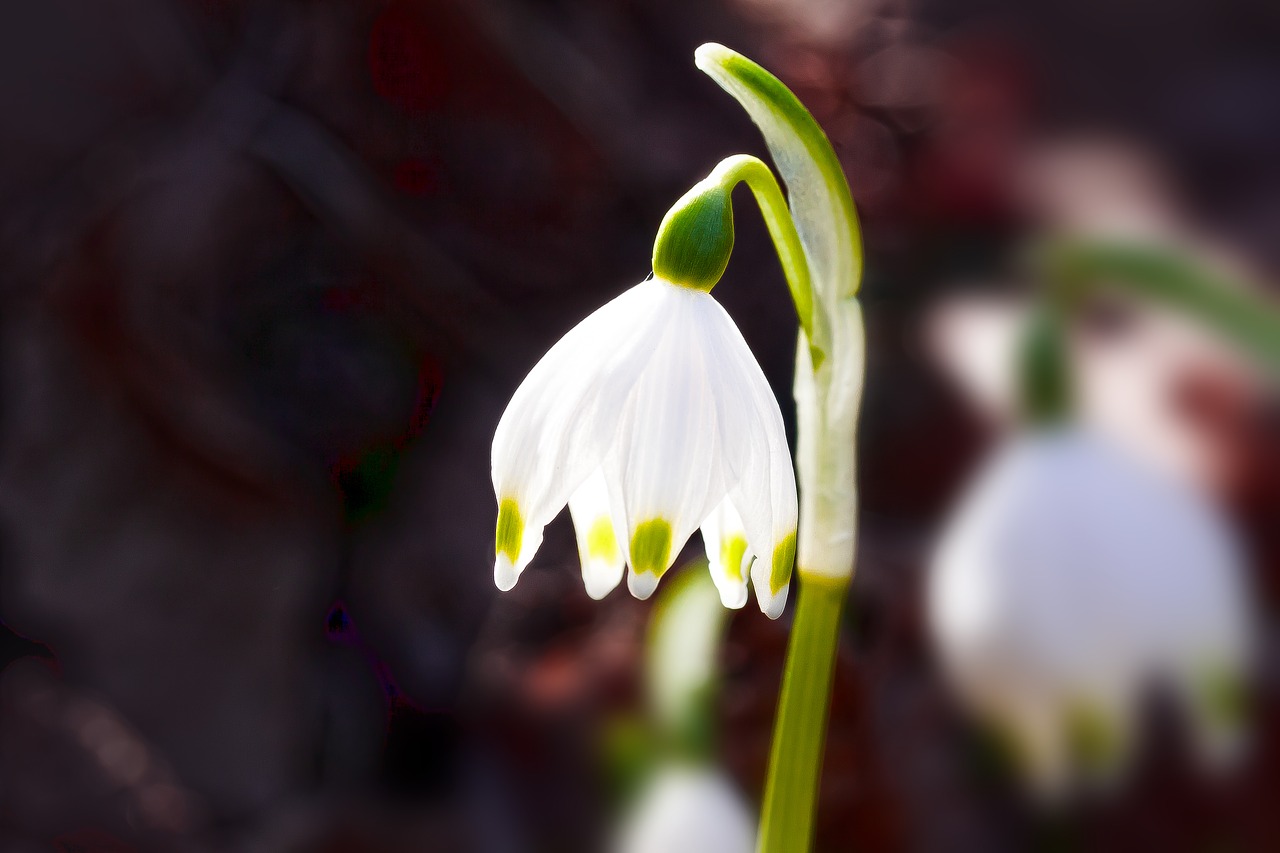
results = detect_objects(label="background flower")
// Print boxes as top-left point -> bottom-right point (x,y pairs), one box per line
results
929,428 -> 1252,795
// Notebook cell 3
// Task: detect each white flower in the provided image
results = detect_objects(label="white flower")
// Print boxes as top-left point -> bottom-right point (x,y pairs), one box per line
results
614,765 -> 755,853
928,428 -> 1251,797
492,276 -> 797,618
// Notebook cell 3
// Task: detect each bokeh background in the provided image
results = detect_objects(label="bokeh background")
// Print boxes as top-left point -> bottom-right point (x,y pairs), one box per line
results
1,0 -> 1279,850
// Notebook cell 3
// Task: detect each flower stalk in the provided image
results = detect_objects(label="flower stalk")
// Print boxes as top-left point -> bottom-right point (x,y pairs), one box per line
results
756,575 -> 846,852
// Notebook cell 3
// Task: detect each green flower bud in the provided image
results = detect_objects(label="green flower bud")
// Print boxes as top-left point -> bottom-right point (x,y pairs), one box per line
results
652,182 -> 735,292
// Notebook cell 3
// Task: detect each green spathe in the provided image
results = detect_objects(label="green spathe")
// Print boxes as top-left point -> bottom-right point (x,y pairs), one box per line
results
652,183 -> 735,291
695,44 -> 863,314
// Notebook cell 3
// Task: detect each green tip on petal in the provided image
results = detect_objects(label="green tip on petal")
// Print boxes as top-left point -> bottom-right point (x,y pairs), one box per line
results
495,498 -> 524,562
769,532 -> 796,595
719,534 -> 750,582
652,182 -> 735,292
631,518 -> 674,576
587,516 -> 620,563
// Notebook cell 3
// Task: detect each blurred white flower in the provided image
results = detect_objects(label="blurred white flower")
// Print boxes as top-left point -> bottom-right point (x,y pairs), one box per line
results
928,428 -> 1252,797
492,276 -> 797,618
615,765 -> 755,853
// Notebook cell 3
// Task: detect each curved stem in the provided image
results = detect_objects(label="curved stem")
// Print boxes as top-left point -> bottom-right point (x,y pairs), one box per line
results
710,154 -> 816,347
1043,240 -> 1280,373
757,575 -> 848,853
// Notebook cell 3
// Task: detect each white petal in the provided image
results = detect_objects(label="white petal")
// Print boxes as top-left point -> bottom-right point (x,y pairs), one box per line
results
750,560 -> 790,620
491,281 -> 666,585
568,468 -> 626,600
615,765 -> 755,853
627,568 -> 662,601
700,498 -> 752,609
929,427 -> 1253,794
698,294 -> 797,618
609,283 -> 727,596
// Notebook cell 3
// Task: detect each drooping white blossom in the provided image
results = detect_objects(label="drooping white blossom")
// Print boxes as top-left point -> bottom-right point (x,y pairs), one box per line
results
492,277 -> 797,618
928,428 -> 1252,796
614,765 -> 755,853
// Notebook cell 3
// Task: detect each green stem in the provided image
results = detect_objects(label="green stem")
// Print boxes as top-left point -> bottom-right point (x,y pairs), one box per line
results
709,155 -> 816,344
758,575 -> 848,853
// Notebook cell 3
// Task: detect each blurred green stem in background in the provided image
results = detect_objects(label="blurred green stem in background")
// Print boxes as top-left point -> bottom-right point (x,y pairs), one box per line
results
645,563 -> 733,760
1017,305 -> 1073,425
1039,240 -> 1280,373
1019,239 -> 1280,421
694,44 -> 865,853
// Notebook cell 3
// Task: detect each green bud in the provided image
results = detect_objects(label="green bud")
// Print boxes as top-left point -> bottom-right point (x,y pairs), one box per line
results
652,181 -> 735,291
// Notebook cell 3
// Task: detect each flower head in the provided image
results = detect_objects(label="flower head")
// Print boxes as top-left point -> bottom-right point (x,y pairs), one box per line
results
928,428 -> 1252,796
491,270 -> 797,617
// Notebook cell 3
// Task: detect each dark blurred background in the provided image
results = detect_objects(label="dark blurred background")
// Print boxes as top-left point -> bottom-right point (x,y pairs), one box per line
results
1,0 -> 1279,850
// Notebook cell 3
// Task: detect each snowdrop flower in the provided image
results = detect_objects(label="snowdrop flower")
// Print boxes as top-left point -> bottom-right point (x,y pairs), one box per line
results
928,428 -> 1251,797
614,765 -> 755,853
492,179 -> 798,617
